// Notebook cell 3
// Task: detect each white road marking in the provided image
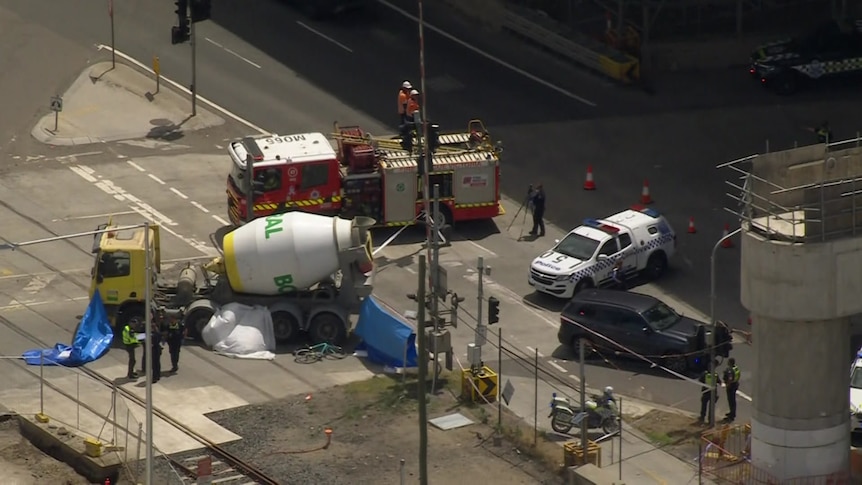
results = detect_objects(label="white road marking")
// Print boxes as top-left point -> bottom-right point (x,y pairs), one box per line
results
548,361 -> 567,373
374,0 -> 596,107
738,390 -> 753,402
170,188 -> 189,200
569,374 -> 581,383
96,45 -> 272,136
212,215 -> 230,226
68,164 -> 216,256
0,296 -> 89,311
465,239 -> 497,258
463,272 -> 559,328
525,346 -> 544,358
204,37 -> 262,68
127,160 -> 146,172
296,21 -> 354,53
22,275 -> 55,294
51,210 -> 136,222
404,267 -> 417,274
191,201 -> 210,214
148,173 -> 166,185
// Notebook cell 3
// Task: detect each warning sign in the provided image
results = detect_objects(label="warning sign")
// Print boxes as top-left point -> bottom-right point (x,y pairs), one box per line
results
461,175 -> 487,188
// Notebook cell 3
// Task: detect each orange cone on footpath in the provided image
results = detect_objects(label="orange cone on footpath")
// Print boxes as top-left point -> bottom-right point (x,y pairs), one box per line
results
640,179 -> 653,204
687,217 -> 697,234
583,165 -> 596,190
721,224 -> 734,248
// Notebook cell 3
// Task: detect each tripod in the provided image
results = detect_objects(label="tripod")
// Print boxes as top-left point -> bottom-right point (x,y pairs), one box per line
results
507,186 -> 533,239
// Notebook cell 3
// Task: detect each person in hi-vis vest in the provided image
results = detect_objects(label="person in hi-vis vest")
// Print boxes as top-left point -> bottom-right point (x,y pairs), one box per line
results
397,80 -> 412,125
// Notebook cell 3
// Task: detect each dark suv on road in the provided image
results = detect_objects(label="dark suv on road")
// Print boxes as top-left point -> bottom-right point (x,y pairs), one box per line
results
558,289 -> 732,375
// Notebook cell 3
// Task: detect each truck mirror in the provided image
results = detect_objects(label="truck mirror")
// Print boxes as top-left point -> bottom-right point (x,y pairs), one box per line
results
597,254 -> 608,261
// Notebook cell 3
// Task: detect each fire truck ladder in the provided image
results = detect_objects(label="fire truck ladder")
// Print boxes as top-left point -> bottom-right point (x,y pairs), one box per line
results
332,119 -> 501,156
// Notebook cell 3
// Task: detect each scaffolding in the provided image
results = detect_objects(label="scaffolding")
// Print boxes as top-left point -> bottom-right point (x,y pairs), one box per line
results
719,136 -> 862,244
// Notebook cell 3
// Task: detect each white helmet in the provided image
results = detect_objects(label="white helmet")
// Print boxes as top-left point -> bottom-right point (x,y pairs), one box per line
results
402,80 -> 413,89
604,386 -> 614,395
410,89 -> 419,95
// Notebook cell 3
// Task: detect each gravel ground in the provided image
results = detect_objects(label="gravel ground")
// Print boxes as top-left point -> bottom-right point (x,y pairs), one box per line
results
202,375 -> 564,484
0,415 -> 94,484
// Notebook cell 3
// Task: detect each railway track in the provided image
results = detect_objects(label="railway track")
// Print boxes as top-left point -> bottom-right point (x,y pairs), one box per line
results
0,206 -> 280,484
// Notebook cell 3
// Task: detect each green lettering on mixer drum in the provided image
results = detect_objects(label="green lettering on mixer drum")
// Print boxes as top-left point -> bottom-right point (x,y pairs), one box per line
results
274,274 -> 297,293
264,216 -> 284,239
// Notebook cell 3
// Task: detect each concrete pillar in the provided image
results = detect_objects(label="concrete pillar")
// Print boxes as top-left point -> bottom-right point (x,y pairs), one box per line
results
741,229 -> 851,480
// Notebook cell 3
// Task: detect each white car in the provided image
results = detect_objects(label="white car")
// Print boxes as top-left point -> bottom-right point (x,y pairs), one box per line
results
851,350 -> 862,434
528,205 -> 676,299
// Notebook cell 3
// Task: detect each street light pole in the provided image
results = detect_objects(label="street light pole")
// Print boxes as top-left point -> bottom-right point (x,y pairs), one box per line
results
709,226 -> 742,428
143,222 -> 154,485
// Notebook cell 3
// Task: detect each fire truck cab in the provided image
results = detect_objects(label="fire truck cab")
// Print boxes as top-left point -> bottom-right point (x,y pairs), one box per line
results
226,120 -> 504,228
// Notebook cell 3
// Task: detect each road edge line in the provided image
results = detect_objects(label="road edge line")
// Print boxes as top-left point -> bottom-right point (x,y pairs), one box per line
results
374,0 -> 597,107
95,44 -> 273,136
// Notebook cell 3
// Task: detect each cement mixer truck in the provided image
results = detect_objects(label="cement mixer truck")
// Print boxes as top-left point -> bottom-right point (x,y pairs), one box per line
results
88,212 -> 375,345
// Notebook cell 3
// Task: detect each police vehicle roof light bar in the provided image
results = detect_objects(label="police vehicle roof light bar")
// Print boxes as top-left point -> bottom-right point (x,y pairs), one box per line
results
630,204 -> 661,218
582,218 -> 620,234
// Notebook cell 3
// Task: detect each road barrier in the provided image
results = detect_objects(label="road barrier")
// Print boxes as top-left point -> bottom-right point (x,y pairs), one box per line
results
500,6 -> 639,84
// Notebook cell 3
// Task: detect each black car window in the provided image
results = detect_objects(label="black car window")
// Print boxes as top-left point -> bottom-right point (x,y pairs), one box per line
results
594,307 -> 626,325
618,312 -> 645,331
642,302 -> 681,330
618,233 -> 632,250
598,240 -> 617,257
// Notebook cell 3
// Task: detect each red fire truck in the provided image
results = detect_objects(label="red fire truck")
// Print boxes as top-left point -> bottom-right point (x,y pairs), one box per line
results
225,120 -> 504,227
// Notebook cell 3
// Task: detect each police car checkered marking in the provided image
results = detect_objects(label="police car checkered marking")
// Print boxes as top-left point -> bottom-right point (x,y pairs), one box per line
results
794,57 -> 862,79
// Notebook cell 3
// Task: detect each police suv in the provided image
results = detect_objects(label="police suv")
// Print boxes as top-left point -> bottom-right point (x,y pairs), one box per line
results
528,205 -> 676,299
750,19 -> 862,95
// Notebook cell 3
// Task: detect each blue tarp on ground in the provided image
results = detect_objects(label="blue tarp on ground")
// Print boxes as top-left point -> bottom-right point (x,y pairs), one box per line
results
22,290 -> 114,367
354,296 -> 418,368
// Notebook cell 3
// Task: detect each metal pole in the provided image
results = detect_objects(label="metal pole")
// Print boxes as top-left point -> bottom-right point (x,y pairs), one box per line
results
39,353 -> 44,416
190,18 -> 197,117
477,257 -> 484,345
534,347 -> 539,446
416,255 -> 428,485
136,423 -> 143,473
430,184 -> 440,394
54,112 -> 58,133
124,411 -> 130,462
497,326 -> 502,436
400,458 -> 406,485
144,222 -> 153,485
580,338 -> 588,457
618,396 -> 623,480
112,384 -> 117,445
77,373 -> 81,430
709,227 -> 742,428
110,0 -> 115,69
417,0 -> 432,269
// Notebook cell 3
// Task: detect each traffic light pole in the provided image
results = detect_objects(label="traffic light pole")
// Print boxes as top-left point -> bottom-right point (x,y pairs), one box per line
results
190,18 -> 197,117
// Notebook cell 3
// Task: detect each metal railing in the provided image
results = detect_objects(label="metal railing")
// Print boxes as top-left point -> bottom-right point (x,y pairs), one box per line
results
719,135 -> 862,244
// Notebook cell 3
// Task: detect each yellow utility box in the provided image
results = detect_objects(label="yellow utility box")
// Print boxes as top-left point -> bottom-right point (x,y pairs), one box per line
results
460,366 -> 498,403
84,437 -> 103,458
564,440 -> 601,467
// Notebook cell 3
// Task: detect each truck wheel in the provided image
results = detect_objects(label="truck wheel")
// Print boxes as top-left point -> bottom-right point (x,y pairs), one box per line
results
644,252 -> 668,280
574,279 -> 594,295
186,307 -> 215,341
662,352 -> 688,374
309,312 -> 347,345
271,311 -> 300,343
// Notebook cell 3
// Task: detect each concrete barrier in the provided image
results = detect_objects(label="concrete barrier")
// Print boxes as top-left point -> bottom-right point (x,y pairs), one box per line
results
567,463 -> 626,485
18,415 -> 121,483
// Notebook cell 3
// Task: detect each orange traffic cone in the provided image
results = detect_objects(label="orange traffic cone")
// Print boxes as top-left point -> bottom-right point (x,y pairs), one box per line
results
640,179 -> 653,204
721,224 -> 734,248
687,217 -> 697,234
583,166 -> 596,190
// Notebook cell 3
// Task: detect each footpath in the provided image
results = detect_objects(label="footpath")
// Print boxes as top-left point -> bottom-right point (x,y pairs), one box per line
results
32,51 -> 716,484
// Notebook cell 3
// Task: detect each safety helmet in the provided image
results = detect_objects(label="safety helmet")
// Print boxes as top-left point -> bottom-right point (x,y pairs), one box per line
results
402,81 -> 413,89
604,386 -> 614,395
410,89 -> 419,95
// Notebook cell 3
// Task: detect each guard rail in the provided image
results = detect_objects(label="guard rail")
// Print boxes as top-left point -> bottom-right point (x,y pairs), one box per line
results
500,6 -> 639,84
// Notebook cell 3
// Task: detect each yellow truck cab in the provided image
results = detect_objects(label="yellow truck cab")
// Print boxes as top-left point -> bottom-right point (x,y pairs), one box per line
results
89,223 -> 161,331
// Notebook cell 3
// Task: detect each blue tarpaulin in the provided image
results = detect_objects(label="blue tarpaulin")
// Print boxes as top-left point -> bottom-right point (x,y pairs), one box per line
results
354,296 -> 417,368
22,290 -> 114,367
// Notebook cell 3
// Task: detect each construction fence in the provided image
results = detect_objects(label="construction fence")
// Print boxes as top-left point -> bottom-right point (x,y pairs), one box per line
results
1,356 -> 187,484
699,423 -> 850,484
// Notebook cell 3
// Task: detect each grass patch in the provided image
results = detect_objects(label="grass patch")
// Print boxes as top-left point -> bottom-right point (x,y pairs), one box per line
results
645,430 -> 675,446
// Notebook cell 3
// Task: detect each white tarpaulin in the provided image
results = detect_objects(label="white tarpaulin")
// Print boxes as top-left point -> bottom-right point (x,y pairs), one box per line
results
202,303 -> 276,360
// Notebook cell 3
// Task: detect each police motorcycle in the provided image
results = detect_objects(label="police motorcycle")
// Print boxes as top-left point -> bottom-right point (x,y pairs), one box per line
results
549,387 -> 620,435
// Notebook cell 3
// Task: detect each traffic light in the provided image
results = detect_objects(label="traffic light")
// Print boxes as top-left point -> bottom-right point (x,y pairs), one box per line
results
172,0 -> 190,44
428,124 -> 440,153
190,0 -> 212,23
487,296 -> 499,325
